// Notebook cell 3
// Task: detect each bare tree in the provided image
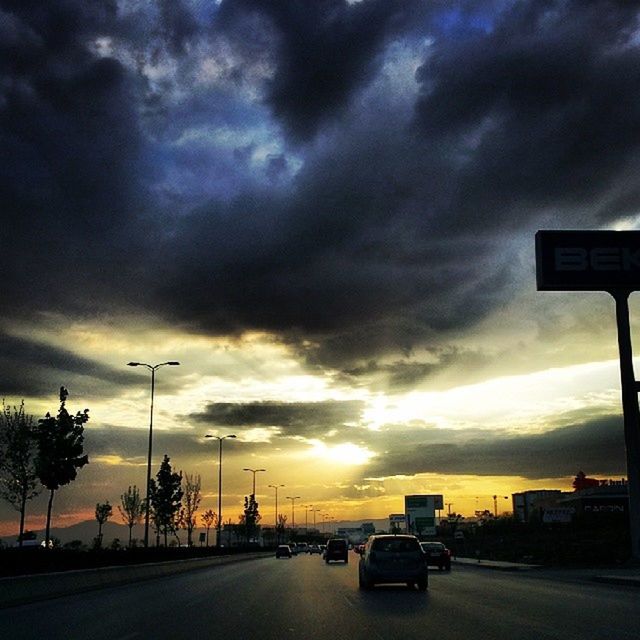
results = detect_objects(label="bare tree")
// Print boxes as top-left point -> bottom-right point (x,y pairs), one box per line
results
201,509 -> 216,547
0,401 -> 41,546
95,501 -> 112,548
118,485 -> 145,548
180,473 -> 201,547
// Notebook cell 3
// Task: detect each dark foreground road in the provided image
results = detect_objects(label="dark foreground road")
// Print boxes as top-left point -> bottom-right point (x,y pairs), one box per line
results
1,552 -> 639,640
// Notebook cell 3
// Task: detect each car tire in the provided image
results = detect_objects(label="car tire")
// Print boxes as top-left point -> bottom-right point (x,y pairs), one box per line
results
417,578 -> 428,591
359,571 -> 373,590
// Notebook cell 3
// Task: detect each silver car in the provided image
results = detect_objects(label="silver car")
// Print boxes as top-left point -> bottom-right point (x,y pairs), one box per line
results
358,534 -> 428,591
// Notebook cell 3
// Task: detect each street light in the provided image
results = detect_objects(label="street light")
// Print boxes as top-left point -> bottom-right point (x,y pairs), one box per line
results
493,495 -> 510,517
205,434 -> 237,547
269,484 -> 284,543
311,507 -> 321,529
286,496 -> 301,529
127,360 -> 180,548
243,468 -> 266,497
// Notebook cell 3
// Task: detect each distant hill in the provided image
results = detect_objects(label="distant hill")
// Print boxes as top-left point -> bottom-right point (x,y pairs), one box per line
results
1,521 -> 145,548
1,517 -> 391,548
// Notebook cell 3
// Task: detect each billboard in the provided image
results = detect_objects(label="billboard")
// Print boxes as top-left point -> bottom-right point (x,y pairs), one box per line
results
536,230 -> 640,291
404,495 -> 443,537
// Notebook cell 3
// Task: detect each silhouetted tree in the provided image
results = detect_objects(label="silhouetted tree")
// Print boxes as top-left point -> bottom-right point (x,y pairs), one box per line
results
276,513 -> 287,543
149,455 -> 183,546
118,485 -> 145,548
201,509 -> 216,547
179,473 -> 201,547
572,470 -> 600,491
95,501 -> 113,548
36,388 -> 89,548
0,401 -> 41,546
243,494 -> 261,543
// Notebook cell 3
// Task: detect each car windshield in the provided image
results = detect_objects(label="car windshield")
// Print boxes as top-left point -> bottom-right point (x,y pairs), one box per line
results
372,538 -> 421,553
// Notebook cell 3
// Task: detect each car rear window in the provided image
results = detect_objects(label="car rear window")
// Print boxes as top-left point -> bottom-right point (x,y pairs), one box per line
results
372,538 -> 421,553
328,539 -> 347,550
422,543 -> 444,551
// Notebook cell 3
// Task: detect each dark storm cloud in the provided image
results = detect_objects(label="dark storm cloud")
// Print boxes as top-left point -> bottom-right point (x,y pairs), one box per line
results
0,333 -> 141,399
217,0 -> 427,140
152,0 -> 640,372
414,0 -> 640,229
5,0 -> 640,381
0,0 -> 151,317
365,415 -> 627,480
189,400 -> 364,438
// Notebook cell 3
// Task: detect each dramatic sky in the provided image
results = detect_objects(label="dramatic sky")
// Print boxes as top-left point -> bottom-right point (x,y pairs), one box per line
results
1,0 -> 638,536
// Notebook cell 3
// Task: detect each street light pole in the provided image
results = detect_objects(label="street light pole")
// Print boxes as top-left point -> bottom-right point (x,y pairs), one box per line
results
311,507 -> 321,529
127,361 -> 180,548
269,484 -> 284,542
286,496 -> 301,529
206,434 -> 237,548
243,468 -> 266,497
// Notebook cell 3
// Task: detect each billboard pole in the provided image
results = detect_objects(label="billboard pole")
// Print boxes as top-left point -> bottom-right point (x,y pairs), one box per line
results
612,290 -> 640,561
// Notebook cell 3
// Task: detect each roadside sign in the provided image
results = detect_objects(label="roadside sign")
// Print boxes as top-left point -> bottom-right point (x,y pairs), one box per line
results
536,230 -> 640,291
536,229 -> 640,561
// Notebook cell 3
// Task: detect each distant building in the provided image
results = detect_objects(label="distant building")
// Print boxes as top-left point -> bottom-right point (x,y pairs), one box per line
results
512,490 -> 563,522
556,480 -> 629,522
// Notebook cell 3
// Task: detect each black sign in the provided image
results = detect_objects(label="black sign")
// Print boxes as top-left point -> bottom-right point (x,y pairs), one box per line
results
536,230 -> 640,291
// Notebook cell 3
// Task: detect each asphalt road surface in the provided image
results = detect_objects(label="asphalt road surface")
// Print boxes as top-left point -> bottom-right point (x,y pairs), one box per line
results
1,552 -> 639,640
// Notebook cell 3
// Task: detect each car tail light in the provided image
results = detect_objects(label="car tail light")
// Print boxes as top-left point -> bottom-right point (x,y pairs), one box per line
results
444,549 -> 451,557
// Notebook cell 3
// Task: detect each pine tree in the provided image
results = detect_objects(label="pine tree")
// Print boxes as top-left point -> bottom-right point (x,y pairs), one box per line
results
149,454 -> 183,546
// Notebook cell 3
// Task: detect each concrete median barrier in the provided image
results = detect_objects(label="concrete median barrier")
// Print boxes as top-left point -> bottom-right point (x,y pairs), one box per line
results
0,552 -> 269,609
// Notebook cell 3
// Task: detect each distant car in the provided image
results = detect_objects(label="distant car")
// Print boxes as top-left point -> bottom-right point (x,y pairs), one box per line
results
308,544 -> 321,554
275,545 -> 292,558
325,538 -> 349,563
296,542 -> 309,554
420,541 -> 451,571
359,534 -> 428,591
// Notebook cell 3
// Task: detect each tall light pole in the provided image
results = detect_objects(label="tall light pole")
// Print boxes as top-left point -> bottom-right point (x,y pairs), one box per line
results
493,495 -> 509,517
269,484 -> 284,543
127,360 -> 180,548
205,434 -> 237,548
311,507 -> 321,529
303,505 -> 309,532
243,468 -> 266,497
286,496 -> 301,529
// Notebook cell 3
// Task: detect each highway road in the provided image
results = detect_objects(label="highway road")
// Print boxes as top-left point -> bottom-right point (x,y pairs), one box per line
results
1,552 -> 639,640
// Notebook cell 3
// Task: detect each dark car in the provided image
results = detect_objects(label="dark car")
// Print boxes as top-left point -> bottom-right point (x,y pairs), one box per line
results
325,538 -> 349,563
420,541 -> 451,571
275,544 -> 292,558
358,534 -> 428,590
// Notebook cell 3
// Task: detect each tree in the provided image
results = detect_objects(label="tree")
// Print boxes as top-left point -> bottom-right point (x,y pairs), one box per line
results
276,513 -> 287,543
201,509 -> 217,547
149,454 -> 183,546
180,473 -> 201,547
0,401 -> 41,546
95,501 -> 113,548
572,470 -> 600,492
118,485 -> 145,548
243,494 -> 261,543
36,387 -> 89,548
